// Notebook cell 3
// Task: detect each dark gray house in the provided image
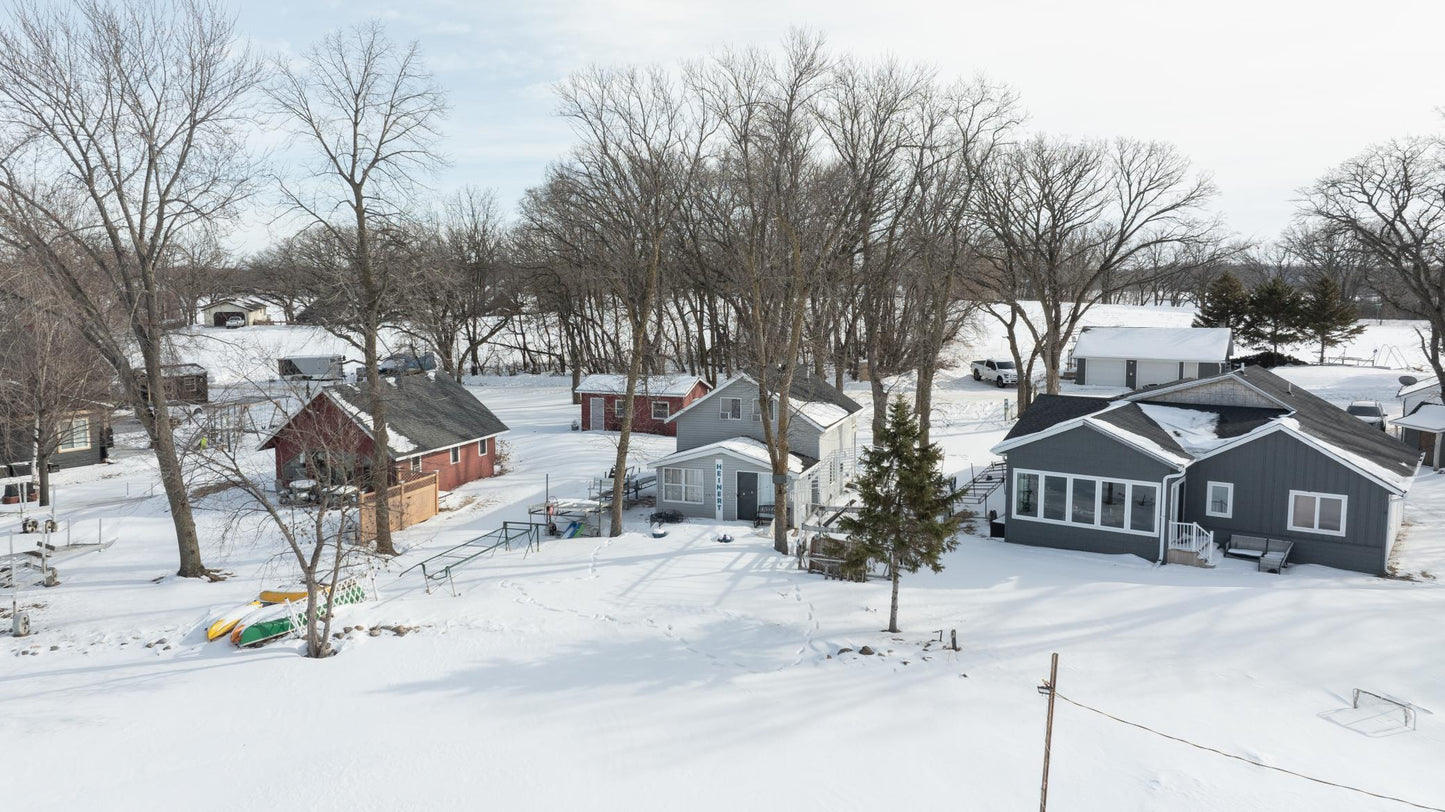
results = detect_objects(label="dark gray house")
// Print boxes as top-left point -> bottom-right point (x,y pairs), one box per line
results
650,373 -> 862,527
992,367 -> 1418,575
1071,326 -> 1232,388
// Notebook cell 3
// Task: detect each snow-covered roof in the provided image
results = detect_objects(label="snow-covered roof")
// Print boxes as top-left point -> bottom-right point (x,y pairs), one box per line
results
575,374 -> 707,398
652,437 -> 816,474
1397,376 -> 1440,399
996,367 -> 1420,494
794,401 -> 850,428
1393,404 -> 1445,433
1136,403 -> 1231,455
1073,327 -> 1232,362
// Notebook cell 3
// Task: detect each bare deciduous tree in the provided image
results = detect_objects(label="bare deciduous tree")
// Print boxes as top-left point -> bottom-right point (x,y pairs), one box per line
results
1304,137 -> 1445,382
976,136 -> 1225,410
0,0 -> 261,577
267,21 -> 447,556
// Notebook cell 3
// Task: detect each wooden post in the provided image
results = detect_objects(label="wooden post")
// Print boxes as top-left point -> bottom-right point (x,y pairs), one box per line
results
1039,652 -> 1058,812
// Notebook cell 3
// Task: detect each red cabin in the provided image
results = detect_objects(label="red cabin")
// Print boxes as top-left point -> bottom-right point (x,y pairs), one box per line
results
261,374 -> 509,493
576,374 -> 712,437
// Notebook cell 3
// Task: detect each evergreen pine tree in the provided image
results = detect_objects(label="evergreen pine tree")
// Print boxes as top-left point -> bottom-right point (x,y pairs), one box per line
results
1299,276 -> 1365,364
1194,272 -> 1251,331
838,396 -> 962,633
1240,277 -> 1307,357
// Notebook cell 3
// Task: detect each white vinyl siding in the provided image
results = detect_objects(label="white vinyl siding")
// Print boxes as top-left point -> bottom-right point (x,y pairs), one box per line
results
1288,490 -> 1347,536
58,417 -> 90,452
662,467 -> 704,504
1012,468 -> 1158,535
1206,481 -> 1233,518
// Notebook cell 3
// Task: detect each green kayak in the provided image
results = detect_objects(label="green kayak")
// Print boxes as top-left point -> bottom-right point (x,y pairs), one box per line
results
233,579 -> 367,647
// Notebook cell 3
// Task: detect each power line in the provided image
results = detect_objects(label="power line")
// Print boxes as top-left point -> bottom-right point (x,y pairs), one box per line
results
1052,692 -> 1445,811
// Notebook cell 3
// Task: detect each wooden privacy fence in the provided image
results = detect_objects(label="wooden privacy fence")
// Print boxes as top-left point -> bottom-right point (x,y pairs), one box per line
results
359,471 -> 438,541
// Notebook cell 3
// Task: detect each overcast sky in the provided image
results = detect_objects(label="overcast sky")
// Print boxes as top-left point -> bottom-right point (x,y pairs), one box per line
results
234,0 -> 1445,254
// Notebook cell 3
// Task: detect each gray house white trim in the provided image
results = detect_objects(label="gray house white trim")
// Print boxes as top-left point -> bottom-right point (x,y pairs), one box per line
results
991,366 -> 1419,575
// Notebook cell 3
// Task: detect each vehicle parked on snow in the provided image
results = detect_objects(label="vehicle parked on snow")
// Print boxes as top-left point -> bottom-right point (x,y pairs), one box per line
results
971,359 -> 1018,387
224,314 -> 245,329
1347,400 -> 1387,431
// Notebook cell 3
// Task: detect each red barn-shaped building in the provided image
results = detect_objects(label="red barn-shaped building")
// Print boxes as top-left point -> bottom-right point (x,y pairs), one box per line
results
577,374 -> 711,437
261,374 -> 509,493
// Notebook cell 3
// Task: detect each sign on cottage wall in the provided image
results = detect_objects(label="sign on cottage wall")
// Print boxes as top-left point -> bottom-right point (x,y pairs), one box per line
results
715,460 -> 724,520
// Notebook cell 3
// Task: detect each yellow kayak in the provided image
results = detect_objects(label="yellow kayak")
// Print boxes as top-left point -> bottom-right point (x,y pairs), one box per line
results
258,586 -> 310,603
205,601 -> 264,641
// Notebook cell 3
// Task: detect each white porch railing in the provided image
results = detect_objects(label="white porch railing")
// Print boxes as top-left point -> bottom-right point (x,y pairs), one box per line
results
1167,521 -> 1215,563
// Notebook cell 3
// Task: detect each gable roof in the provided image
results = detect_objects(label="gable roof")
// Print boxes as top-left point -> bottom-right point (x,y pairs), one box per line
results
575,374 -> 708,398
999,394 -> 1113,443
665,372 -> 863,429
652,436 -> 819,474
264,374 -> 508,459
996,367 -> 1420,493
1073,326 -> 1232,361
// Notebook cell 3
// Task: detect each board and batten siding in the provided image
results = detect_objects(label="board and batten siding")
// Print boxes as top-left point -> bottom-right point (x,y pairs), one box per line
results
672,378 -> 824,459
1003,424 -> 1179,561
1182,430 -> 1400,575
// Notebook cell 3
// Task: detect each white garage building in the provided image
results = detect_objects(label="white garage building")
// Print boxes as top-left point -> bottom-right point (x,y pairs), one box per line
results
1071,326 -> 1232,389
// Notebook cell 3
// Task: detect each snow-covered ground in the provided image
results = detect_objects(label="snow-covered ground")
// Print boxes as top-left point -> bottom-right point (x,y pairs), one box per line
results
4,307 -> 1445,810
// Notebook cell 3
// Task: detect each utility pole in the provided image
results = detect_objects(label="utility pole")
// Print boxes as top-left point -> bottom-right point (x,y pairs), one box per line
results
1038,652 -> 1059,812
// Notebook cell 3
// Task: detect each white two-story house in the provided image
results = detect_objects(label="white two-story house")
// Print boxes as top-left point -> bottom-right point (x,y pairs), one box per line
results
650,373 -> 863,527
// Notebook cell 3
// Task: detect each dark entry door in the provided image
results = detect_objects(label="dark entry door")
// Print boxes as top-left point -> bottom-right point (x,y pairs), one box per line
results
736,471 -> 758,521
1420,430 -> 1436,467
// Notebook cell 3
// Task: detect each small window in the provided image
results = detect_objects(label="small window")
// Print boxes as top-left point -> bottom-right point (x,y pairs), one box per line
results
753,399 -> 763,422
410,457 -> 422,473
1288,490 -> 1347,536
651,401 -> 670,420
58,417 -> 90,452
1042,475 -> 1068,521
449,447 -> 460,464
1071,479 -> 1096,525
1015,472 -> 1039,517
614,399 -> 625,417
1100,481 -> 1127,528
478,438 -> 488,455
662,467 -> 704,503
1206,481 -> 1233,518
720,397 -> 741,420
1130,485 -> 1157,533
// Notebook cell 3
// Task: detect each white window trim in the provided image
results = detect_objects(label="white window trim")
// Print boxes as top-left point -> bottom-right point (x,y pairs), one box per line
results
752,399 -> 763,422
410,457 -> 422,473
614,399 -> 625,417
449,447 -> 460,464
720,397 -> 742,420
58,417 -> 91,453
662,467 -> 704,504
1287,489 -> 1347,537
478,438 -> 488,455
1205,481 -> 1233,518
651,400 -> 670,420
1011,467 -> 1159,537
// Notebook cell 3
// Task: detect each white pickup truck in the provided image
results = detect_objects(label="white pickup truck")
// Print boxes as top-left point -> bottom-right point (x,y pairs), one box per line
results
971,359 -> 1018,387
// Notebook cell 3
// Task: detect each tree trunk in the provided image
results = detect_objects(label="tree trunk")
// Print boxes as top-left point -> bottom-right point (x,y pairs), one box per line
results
137,335 -> 207,578
354,189 -> 395,557
915,361 -> 936,448
887,552 -> 901,633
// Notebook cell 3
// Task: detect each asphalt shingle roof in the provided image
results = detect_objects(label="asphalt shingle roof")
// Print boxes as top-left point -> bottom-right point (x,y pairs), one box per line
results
1002,394 -> 1113,442
327,374 -> 508,459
